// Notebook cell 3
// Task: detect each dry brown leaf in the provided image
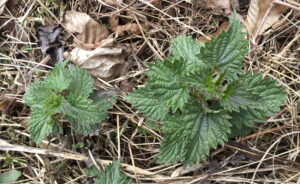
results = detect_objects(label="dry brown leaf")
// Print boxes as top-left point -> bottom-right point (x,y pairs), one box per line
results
0,0 -> 28,43
64,11 -> 109,49
109,14 -> 119,29
246,0 -> 287,37
115,23 -> 148,36
0,0 -> 8,15
0,0 -> 20,15
0,98 -> 15,114
120,80 -> 136,92
185,0 -> 232,15
5,0 -> 21,16
109,14 -> 148,37
0,84 -> 24,115
198,21 -> 230,43
64,11 -> 131,81
66,46 -> 127,80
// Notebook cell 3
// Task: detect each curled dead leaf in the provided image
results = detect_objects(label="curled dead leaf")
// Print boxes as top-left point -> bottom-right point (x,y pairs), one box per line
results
120,80 -> 136,92
0,0 -> 8,15
66,46 -> 127,80
64,11 -> 109,49
109,14 -> 148,37
246,0 -> 287,37
0,98 -> 15,114
63,11 -> 132,81
114,23 -> 148,36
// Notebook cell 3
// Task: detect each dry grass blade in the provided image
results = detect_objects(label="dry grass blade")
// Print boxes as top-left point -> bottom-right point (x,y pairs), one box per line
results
0,0 -> 8,14
0,139 -> 166,178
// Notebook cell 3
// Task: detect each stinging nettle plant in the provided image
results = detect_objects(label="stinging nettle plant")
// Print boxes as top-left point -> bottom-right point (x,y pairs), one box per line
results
24,61 -> 115,144
84,161 -> 131,184
125,14 -> 286,166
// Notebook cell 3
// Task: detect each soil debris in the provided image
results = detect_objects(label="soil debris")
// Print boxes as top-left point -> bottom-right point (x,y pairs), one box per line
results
38,25 -> 64,65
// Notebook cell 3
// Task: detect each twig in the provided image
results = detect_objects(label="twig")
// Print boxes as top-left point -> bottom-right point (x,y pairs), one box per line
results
138,0 -> 209,40
253,1 -> 274,41
250,131 -> 300,184
0,139 -> 166,179
237,125 -> 290,142
274,0 -> 300,12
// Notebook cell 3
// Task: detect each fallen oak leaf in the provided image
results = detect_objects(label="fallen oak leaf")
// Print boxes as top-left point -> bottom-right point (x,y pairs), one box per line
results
64,11 -> 109,49
64,11 -> 130,81
109,14 -> 149,37
66,46 -> 127,81
246,0 -> 287,38
114,23 -> 148,36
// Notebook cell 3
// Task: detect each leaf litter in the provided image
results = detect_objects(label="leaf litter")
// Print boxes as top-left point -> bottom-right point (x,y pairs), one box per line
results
0,0 -> 7,15
63,11 -> 131,81
0,0 -> 29,43
1,0 -> 300,183
109,14 -> 149,37
64,11 -> 109,49
246,0 -> 288,37
66,46 -> 128,80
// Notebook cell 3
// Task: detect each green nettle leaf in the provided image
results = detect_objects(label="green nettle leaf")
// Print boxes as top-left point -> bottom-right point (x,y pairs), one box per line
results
125,57 -> 191,120
28,109 -> 59,144
61,92 -> 115,134
126,13 -> 286,166
67,64 -> 93,97
0,170 -> 22,183
83,166 -> 100,177
23,81 -> 53,109
157,100 -> 231,166
125,87 -> 169,120
199,16 -> 248,80
220,79 -> 259,111
228,72 -> 286,137
94,161 -> 131,184
170,36 -> 204,72
43,61 -> 71,92
23,61 -> 115,144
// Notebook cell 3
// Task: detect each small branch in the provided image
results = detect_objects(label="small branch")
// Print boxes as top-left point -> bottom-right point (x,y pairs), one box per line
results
237,125 -> 290,142
0,139 -> 166,179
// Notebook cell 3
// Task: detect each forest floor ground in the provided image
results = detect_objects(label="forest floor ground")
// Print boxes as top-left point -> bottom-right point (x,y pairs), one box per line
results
1,0 -> 300,183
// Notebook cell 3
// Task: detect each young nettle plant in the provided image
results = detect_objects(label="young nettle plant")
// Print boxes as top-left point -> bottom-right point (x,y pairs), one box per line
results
84,161 -> 131,184
24,61 -> 115,144
125,15 -> 286,166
